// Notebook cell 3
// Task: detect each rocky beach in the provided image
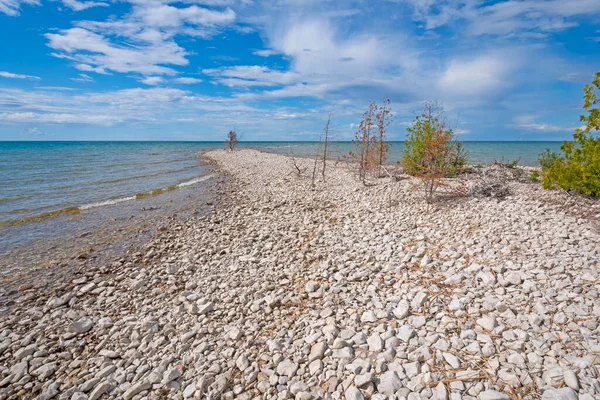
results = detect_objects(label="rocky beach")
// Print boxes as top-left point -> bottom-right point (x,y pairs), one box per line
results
0,149 -> 599,400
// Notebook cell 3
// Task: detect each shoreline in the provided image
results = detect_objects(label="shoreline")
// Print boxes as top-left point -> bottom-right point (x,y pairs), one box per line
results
0,149 -> 598,400
0,158 -> 223,309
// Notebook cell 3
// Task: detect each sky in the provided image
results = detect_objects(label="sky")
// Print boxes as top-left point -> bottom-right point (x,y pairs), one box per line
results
0,0 -> 599,141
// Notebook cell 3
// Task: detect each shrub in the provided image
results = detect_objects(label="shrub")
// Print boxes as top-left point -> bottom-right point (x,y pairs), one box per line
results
494,157 -> 520,169
403,101 -> 466,202
542,72 -> 600,196
347,99 -> 391,184
538,149 -> 562,170
449,141 -> 468,173
505,158 -> 520,169
348,101 -> 376,185
225,130 -> 238,151
375,97 -> 392,177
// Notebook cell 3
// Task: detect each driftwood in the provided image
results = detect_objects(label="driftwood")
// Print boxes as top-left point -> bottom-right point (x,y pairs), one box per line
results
289,152 -> 306,176
468,165 -> 513,199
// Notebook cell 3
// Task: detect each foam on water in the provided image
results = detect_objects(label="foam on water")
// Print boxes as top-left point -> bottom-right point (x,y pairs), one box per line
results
79,196 -> 137,210
177,174 -> 214,187
78,175 -> 214,210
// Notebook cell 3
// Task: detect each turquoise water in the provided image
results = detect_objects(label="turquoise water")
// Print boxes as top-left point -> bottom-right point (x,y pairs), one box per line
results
0,141 -> 562,227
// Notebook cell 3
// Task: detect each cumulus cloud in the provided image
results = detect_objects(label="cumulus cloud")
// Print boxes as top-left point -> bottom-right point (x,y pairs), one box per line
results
0,0 -> 594,140
46,27 -> 188,76
438,53 -> 517,97
135,5 -> 235,28
207,14 -> 424,104
0,70 -> 40,80
45,2 -> 236,79
141,76 -> 164,85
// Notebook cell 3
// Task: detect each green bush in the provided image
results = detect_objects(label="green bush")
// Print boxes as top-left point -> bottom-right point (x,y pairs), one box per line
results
495,157 -> 520,168
538,149 -> 563,170
403,101 -> 465,178
542,72 -> 600,196
449,141 -> 468,172
403,101 -> 466,202
505,158 -> 520,169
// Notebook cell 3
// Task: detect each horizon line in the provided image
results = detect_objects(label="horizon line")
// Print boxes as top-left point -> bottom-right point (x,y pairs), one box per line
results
0,140 -> 565,143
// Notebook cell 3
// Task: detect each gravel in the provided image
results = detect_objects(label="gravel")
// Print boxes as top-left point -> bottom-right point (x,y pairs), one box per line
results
0,149 -> 598,400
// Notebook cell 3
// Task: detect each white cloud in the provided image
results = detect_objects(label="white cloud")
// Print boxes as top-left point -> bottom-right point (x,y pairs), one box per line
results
203,65 -> 299,87
141,76 -> 164,85
0,70 -> 40,80
45,2 -> 237,79
206,15 -> 424,104
0,111 -> 120,124
46,27 -> 188,76
62,0 -> 108,11
400,0 -> 600,36
71,73 -> 95,82
518,123 -> 575,132
0,87 -> 196,125
438,53 -> 516,97
0,86 -> 319,139
27,127 -> 46,135
75,63 -> 109,74
253,49 -> 278,57
173,77 -> 202,84
0,0 -> 38,16
512,115 -> 577,133
136,5 -> 235,28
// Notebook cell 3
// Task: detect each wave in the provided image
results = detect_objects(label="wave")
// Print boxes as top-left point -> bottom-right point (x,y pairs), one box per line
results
177,175 -> 214,187
79,195 -> 137,210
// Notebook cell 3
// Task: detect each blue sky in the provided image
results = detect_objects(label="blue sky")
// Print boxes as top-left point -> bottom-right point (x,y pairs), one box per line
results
0,0 -> 599,141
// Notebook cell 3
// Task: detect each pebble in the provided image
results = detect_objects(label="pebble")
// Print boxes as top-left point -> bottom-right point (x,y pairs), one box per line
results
123,380 -> 150,400
476,315 -> 497,331
376,371 -> 402,396
345,386 -> 365,400
563,370 -> 579,391
67,318 -> 94,334
541,388 -> 578,400
479,390 -> 511,400
277,359 -> 298,377
0,149 -> 598,400
89,381 -> 111,400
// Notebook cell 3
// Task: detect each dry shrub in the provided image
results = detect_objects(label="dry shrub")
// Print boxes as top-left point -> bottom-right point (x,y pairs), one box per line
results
467,165 -> 513,199
346,99 -> 392,185
225,130 -> 238,151
290,152 -> 306,177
